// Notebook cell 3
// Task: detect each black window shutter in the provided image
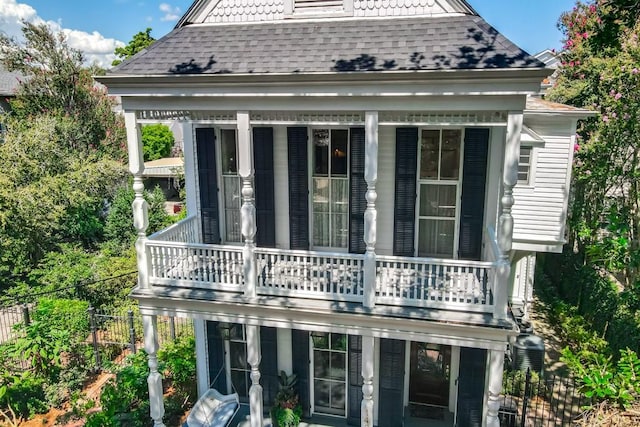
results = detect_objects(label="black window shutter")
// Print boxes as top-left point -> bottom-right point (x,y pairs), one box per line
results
205,321 -> 227,393
378,338 -> 406,427
349,128 -> 366,254
287,127 -> 309,250
291,329 -> 311,418
253,127 -> 276,248
347,335 -> 363,425
459,128 -> 490,261
456,347 -> 487,427
260,326 -> 279,407
196,128 -> 221,244
393,128 -> 418,256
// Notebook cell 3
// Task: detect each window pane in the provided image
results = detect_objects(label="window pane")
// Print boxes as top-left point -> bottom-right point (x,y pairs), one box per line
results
231,370 -> 248,398
331,213 -> 348,248
436,220 -> 455,257
331,179 -> 349,213
331,333 -> 346,351
313,213 -> 330,247
418,219 -> 454,258
437,185 -> 456,218
314,129 -> 329,176
331,383 -> 346,410
312,332 -> 330,349
330,353 -> 346,380
420,130 -> 439,179
229,324 -> 244,340
331,130 -> 348,176
314,380 -> 330,408
420,184 -> 456,218
440,130 -> 461,180
220,129 -> 237,174
230,341 -> 247,369
420,185 -> 438,217
314,350 -> 330,378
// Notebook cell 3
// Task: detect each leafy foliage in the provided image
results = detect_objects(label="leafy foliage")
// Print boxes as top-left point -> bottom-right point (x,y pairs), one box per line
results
271,371 -> 302,427
112,28 -> 156,66
141,123 -> 175,161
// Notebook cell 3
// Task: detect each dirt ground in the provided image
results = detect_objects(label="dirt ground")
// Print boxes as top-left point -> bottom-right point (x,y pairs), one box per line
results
529,297 -> 569,376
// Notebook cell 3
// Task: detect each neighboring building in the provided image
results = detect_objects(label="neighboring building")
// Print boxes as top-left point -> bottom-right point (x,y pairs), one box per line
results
0,64 -> 22,113
98,1 -> 592,426
534,49 -> 561,95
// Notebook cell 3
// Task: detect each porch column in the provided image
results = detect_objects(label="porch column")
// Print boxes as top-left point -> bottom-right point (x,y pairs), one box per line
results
142,314 -> 166,427
495,111 -> 523,319
125,112 -> 151,290
363,111 -> 379,309
486,349 -> 506,427
237,111 -> 258,297
181,122 -> 200,240
246,325 -> 264,427
361,334 -> 375,427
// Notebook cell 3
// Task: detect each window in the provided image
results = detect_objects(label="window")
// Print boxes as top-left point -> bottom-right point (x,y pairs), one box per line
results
417,129 -> 463,258
518,146 -> 533,185
226,324 -> 249,400
312,332 -> 347,416
312,129 -> 349,249
220,129 -> 242,243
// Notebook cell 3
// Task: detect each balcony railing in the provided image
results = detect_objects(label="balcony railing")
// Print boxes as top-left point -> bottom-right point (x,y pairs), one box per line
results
144,217 -> 499,313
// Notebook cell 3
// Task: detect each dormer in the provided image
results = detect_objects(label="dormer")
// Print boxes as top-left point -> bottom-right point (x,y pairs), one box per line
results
177,0 -> 477,25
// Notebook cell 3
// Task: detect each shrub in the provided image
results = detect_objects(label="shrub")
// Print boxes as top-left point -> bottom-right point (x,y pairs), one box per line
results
271,371 -> 302,427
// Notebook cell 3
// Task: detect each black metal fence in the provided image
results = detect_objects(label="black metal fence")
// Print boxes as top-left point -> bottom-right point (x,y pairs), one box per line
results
499,369 -> 590,427
0,302 -> 193,371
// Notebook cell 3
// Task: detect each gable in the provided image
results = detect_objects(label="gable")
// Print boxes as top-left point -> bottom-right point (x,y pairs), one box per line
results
178,0 -> 477,25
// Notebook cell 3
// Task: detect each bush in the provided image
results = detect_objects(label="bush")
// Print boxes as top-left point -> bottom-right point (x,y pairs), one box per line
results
0,371 -> 48,420
142,123 -> 174,161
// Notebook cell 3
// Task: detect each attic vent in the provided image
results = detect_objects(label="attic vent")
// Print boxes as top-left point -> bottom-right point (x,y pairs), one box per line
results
296,0 -> 343,11
287,0 -> 352,16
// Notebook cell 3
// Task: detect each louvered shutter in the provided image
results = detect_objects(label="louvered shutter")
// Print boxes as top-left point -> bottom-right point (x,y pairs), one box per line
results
349,128 -> 366,254
456,347 -> 487,427
196,128 -> 221,244
287,127 -> 309,250
378,338 -> 405,427
459,128 -> 489,260
393,128 -> 418,256
347,335 -> 363,425
253,127 -> 276,248
260,326 -> 279,407
291,329 -> 311,418
205,321 -> 227,393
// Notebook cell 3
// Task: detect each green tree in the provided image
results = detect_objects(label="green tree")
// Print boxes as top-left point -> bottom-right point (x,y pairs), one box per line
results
141,123 -> 175,161
548,1 -> 640,286
112,28 -> 155,66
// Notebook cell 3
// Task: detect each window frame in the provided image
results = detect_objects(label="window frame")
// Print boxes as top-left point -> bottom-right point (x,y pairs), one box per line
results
414,127 -> 465,259
224,324 -> 250,402
217,127 -> 243,245
308,127 -> 350,252
309,332 -> 349,418
517,144 -> 537,187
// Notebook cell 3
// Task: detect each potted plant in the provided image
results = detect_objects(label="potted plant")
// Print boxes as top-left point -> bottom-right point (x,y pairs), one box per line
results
270,371 -> 302,427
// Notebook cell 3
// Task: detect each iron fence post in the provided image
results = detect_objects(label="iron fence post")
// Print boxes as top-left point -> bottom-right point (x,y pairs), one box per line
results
520,368 -> 532,427
88,306 -> 101,371
128,310 -> 137,354
21,304 -> 30,326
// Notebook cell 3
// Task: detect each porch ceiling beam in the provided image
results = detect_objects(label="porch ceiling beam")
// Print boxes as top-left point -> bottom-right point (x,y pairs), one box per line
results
133,293 -> 515,350
120,95 -> 527,113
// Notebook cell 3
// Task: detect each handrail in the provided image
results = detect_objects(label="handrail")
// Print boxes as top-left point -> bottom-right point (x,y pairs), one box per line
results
376,254 -> 496,268
485,226 -> 502,260
254,247 -> 365,260
148,216 -> 198,242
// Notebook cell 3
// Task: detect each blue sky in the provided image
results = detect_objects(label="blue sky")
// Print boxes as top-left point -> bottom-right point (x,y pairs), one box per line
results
0,0 -> 577,67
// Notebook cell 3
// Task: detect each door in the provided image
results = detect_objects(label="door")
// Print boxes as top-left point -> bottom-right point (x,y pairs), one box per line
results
409,342 -> 452,407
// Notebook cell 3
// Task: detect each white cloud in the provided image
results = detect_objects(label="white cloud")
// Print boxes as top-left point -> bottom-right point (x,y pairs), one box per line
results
0,0 -> 124,68
159,3 -> 181,22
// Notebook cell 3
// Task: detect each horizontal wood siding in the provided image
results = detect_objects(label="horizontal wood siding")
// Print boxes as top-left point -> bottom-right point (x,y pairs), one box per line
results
376,126 -> 396,256
513,134 -> 572,244
273,126 -> 290,249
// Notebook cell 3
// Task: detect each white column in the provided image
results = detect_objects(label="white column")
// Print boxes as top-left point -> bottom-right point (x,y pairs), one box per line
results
486,349 -> 505,427
495,111 -> 523,319
125,112 -> 151,290
361,335 -> 375,427
246,325 -> 264,427
181,122 -> 198,227
194,319 -> 209,397
237,112 -> 257,297
363,111 -> 379,309
143,314 -> 166,427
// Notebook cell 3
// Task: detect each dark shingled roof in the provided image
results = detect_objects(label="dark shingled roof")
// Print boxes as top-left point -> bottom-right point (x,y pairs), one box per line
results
112,15 -> 544,76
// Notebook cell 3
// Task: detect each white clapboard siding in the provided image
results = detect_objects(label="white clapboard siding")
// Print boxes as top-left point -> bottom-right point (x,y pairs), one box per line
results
273,126 -> 290,249
513,129 -> 573,244
376,126 -> 397,256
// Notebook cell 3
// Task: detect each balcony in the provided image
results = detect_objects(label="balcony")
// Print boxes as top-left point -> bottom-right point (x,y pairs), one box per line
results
145,216 -> 501,314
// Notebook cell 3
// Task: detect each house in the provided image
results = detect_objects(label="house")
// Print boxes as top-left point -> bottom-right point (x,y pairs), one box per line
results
97,1 -> 592,426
